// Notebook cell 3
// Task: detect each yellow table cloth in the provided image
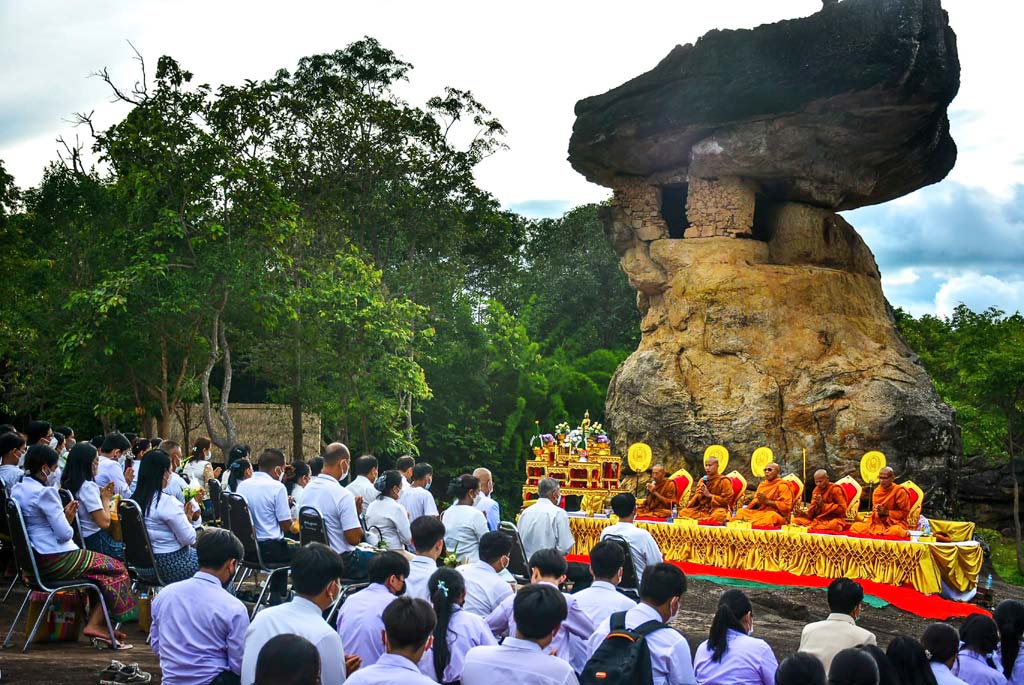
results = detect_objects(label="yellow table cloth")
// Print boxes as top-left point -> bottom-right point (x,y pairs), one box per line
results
568,517 -> 982,595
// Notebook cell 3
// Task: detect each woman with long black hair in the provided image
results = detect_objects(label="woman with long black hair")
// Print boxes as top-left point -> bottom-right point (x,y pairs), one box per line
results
365,470 -> 413,550
887,636 -> 939,685
995,600 -> 1024,685
419,567 -> 495,684
284,460 -> 311,518
953,614 -> 1005,685
692,589 -> 777,685
227,457 -> 253,493
131,449 -> 199,584
61,442 -> 123,560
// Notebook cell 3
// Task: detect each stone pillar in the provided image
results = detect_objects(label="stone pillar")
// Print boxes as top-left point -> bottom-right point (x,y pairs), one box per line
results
683,176 -> 755,238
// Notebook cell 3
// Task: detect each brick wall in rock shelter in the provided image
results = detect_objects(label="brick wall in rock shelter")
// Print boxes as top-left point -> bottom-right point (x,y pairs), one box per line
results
684,176 -> 755,238
612,178 -> 668,242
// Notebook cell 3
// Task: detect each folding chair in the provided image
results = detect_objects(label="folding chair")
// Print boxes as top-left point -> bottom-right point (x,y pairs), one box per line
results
58,489 -> 86,549
2,499 -> 118,652
0,486 -> 22,604
207,479 -> 224,527
116,499 -> 167,592
498,521 -> 531,585
602,533 -> 640,599
298,506 -> 368,620
224,493 -> 291,619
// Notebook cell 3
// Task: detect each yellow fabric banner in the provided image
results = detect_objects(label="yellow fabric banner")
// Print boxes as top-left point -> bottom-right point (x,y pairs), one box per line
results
568,517 -> 981,595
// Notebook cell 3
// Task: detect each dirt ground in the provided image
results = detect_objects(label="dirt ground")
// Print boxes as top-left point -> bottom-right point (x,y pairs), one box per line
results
1,575 -> 1021,684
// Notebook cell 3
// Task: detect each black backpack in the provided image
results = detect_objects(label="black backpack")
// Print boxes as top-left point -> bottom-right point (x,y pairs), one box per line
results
579,611 -> 667,684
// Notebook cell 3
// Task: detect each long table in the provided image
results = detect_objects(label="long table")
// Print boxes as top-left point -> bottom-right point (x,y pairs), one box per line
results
567,516 -> 982,596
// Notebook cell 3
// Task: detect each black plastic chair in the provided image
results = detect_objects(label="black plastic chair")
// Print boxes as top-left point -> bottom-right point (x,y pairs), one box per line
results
602,534 -> 640,598
298,506 -> 328,547
0,486 -> 22,604
58,489 -> 86,549
224,493 -> 291,619
116,499 -> 166,591
2,498 -> 118,652
207,479 -> 223,526
498,521 -> 531,585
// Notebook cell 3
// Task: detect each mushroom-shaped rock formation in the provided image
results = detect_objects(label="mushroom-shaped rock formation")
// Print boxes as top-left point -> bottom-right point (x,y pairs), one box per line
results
570,0 -> 962,509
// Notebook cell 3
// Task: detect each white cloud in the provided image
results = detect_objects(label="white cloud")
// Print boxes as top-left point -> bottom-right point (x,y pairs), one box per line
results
881,268 -> 920,288
934,273 -> 1024,318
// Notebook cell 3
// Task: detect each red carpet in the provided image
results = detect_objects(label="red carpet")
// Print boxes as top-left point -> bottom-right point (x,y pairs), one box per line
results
566,554 -> 989,620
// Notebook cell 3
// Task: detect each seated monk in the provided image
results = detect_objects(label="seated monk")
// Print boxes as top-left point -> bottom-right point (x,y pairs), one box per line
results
677,457 -> 733,524
731,462 -> 794,527
636,464 -> 678,518
792,469 -> 850,532
849,467 -> 911,537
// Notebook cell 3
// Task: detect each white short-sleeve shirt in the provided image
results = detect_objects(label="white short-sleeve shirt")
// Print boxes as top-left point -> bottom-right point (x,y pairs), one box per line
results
142,491 -> 197,554
572,580 -> 637,627
75,480 -> 105,539
462,637 -> 579,685
517,498 -> 574,557
587,603 -> 695,685
458,560 -> 514,617
399,486 -> 438,522
300,474 -> 363,553
600,521 -> 664,578
442,504 -> 488,563
346,475 -> 378,516
236,471 -> 291,541
365,497 -> 412,550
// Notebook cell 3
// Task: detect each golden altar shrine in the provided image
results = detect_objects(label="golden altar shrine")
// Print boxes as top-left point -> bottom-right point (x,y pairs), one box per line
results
522,414 -> 626,505
567,516 -> 982,596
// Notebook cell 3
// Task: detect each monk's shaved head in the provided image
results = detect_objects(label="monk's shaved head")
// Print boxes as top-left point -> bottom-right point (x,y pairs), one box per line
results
879,467 -> 894,476
764,462 -> 780,480
814,469 -> 828,478
652,464 -> 666,480
706,457 -> 719,466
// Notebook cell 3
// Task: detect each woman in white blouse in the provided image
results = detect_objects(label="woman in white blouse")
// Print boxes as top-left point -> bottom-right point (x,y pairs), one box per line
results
130,448 -> 199,584
441,473 -> 488,563
60,442 -> 122,560
365,469 -> 413,550
11,444 -> 136,646
285,461 -> 312,519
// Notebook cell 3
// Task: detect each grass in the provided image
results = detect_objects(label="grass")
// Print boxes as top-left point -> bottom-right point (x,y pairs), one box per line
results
976,527 -> 1024,586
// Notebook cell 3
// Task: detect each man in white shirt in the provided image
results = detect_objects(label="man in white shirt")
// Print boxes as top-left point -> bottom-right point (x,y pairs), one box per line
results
473,467 -> 500,531
517,478 -> 591,589
336,551 -> 409,667
486,549 -> 594,673
346,455 -> 378,517
463,584 -> 578,685
600,492 -> 664,581
587,563 -> 695,685
399,463 -> 438,522
241,543 -> 356,685
95,433 -> 134,497
459,531 -> 514,617
236,448 -> 295,603
407,516 -> 444,600
0,431 -> 26,493
798,577 -> 877,671
396,455 -> 415,491
572,540 -> 636,627
345,597 -> 437,685
300,443 -> 365,560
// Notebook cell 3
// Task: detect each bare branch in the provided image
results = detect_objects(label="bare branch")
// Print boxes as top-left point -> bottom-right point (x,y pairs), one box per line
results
126,40 -> 148,100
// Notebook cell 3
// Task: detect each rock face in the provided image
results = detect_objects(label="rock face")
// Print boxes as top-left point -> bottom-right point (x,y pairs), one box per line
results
569,0 -> 962,510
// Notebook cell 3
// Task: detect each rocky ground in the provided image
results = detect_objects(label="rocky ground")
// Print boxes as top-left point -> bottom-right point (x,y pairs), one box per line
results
1,575 -> 1021,684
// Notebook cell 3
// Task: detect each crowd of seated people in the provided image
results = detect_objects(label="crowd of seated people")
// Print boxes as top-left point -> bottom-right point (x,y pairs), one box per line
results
1,422 -> 1023,685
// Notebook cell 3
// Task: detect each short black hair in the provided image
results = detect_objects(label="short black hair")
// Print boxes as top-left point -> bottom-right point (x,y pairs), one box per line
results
368,550 -> 410,585
0,431 -> 26,456
640,563 -> 687,605
26,420 -> 51,445
775,653 -> 826,685
353,455 -> 378,477
959,613 -> 999,654
0,424 -> 15,434
55,425 -> 74,440
513,584 -> 567,640
828,647 -> 878,685
290,543 -> 345,596
307,456 -> 324,476
827,578 -> 864,615
611,492 -> 637,518
254,634 -> 320,685
396,455 -> 415,473
24,444 -> 58,475
383,596 -> 436,650
411,516 -> 446,553
197,529 -> 244,569
101,433 -> 131,454
920,622 -> 960,664
412,462 -> 433,481
589,540 -> 625,579
258,448 -> 285,472
479,531 -> 513,563
529,548 -> 567,578
90,435 -> 105,449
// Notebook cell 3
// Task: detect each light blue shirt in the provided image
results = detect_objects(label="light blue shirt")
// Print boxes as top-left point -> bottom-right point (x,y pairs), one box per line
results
419,605 -> 496,682
572,580 -> 637,627
151,572 -> 249,685
463,637 -> 579,685
348,653 -> 436,685
954,650 -> 1007,685
236,471 -> 290,541
475,493 -> 500,531
588,602 -> 696,685
693,629 -> 777,685
931,661 -> 970,685
242,596 -> 346,685
336,583 -> 399,666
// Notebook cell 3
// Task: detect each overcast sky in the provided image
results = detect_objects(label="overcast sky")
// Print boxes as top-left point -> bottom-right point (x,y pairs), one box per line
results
2,0 -> 1022,317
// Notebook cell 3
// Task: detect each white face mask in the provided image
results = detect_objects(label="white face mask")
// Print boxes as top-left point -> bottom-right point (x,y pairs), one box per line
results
45,467 -> 60,487
48,436 -> 58,450
340,468 -> 349,481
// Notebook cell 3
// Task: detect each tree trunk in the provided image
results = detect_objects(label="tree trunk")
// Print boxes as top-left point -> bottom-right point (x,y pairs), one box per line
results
201,294 -> 237,458
1009,411 -> 1023,574
291,396 -> 303,463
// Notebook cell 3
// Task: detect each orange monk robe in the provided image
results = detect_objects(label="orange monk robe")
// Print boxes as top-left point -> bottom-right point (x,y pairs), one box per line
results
678,474 -> 733,524
849,484 -> 911,537
792,483 -> 850,532
637,479 -> 678,518
731,479 -> 795,527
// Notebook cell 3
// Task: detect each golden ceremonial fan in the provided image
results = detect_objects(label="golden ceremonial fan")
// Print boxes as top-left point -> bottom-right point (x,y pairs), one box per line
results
627,443 -> 653,473
703,444 -> 729,472
751,447 -> 774,477
860,451 -> 886,484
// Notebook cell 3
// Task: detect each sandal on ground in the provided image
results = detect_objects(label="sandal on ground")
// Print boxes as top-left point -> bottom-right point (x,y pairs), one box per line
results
90,635 -> 134,650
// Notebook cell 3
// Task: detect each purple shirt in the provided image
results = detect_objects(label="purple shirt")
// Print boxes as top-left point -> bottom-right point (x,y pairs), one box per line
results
336,583 -> 399,666
419,605 -> 497,682
955,651 -> 1009,685
151,572 -> 250,685
693,629 -> 777,685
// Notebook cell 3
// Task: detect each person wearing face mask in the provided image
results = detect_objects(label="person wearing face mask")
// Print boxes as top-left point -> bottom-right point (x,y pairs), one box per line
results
585,563 -> 695,685
61,442 -> 123,560
442,474 -> 489,563
365,469 -> 413,550
151,529 -> 250,685
473,467 -> 500,531
399,462 -> 438,521
295,443 -> 365,563
336,550 -> 410,667
346,454 -> 379,517
95,432 -> 134,498
458,531 -> 515,617
25,419 -> 53,447
407,516 -> 447,600
183,437 -> 221,486
0,431 -> 27,493
693,589 -> 777,685
235,448 -> 296,604
11,444 -> 137,647
132,449 -> 200,584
